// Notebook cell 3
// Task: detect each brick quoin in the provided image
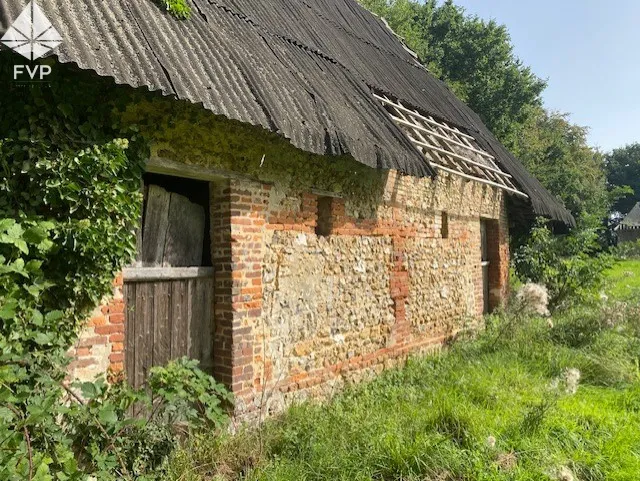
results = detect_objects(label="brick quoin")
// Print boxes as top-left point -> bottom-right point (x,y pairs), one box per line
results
67,274 -> 126,383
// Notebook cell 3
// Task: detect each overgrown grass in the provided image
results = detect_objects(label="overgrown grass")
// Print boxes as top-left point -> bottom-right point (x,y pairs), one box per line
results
166,282 -> 640,480
606,259 -> 640,299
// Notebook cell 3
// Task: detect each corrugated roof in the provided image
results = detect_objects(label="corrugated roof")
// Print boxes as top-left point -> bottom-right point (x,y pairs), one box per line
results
0,0 -> 575,225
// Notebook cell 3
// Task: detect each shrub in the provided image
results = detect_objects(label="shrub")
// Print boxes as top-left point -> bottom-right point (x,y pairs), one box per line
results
611,238 -> 640,260
66,358 -> 232,478
514,218 -> 612,310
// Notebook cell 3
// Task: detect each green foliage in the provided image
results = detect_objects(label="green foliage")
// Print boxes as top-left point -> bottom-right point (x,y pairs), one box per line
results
66,358 -> 231,479
0,56 -> 231,479
358,1 -> 611,223
606,142 -> 640,215
166,290 -> 640,481
147,357 -> 233,427
611,239 -> 640,260
153,0 -> 191,19
509,109 -> 612,222
514,219 -> 612,310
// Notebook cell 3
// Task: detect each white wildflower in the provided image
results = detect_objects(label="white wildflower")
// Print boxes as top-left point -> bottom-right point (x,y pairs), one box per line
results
547,318 -> 554,329
564,368 -> 581,395
516,283 -> 550,317
486,435 -> 496,448
549,368 -> 581,395
557,465 -> 575,481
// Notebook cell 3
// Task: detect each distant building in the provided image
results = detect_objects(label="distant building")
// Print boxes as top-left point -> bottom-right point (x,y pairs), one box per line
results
616,203 -> 640,243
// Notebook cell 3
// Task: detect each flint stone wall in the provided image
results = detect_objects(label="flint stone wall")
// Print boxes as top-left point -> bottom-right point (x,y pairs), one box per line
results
70,169 -> 509,420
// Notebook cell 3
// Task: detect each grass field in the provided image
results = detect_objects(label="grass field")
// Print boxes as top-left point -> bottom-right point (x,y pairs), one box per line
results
605,259 -> 640,299
166,263 -> 640,481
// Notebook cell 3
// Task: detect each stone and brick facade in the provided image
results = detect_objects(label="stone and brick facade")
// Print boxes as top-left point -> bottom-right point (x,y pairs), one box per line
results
68,274 -> 126,382
70,168 -> 509,419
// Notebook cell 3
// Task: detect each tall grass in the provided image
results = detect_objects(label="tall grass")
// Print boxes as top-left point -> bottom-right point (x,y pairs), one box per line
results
166,296 -> 640,481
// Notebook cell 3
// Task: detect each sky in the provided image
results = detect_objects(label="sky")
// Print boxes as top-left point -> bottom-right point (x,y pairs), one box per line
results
453,0 -> 640,152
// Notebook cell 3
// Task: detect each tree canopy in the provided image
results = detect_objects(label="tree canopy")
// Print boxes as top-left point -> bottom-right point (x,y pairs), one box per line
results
359,0 -> 616,225
606,143 -> 640,216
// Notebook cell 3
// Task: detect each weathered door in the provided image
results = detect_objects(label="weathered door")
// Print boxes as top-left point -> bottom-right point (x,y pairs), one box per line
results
124,178 -> 214,389
123,267 -> 214,388
480,220 -> 490,314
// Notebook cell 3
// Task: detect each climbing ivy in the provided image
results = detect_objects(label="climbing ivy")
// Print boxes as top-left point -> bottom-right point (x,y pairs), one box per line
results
0,55 -> 231,479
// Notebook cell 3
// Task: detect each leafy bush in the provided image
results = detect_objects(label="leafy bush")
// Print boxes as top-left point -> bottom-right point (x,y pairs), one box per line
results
0,138 -> 145,479
611,238 -> 640,260
66,358 -> 231,479
514,218 -> 611,310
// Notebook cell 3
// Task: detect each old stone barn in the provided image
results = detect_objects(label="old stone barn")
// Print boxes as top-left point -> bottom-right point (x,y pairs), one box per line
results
3,0 -> 573,417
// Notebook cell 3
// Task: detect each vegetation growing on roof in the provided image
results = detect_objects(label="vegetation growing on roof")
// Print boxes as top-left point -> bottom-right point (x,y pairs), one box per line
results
154,0 -> 192,19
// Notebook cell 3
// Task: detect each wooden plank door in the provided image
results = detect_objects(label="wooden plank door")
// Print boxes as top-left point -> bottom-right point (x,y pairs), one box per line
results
123,267 -> 214,389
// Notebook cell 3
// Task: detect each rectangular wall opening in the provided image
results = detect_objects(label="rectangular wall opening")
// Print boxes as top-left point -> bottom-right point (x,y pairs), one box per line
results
316,196 -> 333,236
123,173 -> 215,390
441,212 -> 449,239
480,218 -> 502,314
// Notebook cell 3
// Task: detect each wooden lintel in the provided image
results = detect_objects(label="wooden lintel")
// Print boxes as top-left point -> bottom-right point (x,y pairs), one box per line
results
146,157 -> 267,185
123,266 -> 215,281
310,188 -> 343,198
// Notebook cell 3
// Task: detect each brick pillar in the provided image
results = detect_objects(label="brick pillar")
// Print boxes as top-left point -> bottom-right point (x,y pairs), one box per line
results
486,206 -> 510,311
210,178 -> 268,411
389,236 -> 410,346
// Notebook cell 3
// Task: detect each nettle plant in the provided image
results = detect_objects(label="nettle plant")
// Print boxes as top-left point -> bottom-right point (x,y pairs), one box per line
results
0,58 -> 230,479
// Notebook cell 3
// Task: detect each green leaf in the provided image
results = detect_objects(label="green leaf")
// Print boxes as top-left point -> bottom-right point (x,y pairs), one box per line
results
98,405 -> 117,425
30,310 -> 44,326
80,382 -> 98,399
44,310 -> 64,322
34,332 -> 53,345
0,300 -> 18,320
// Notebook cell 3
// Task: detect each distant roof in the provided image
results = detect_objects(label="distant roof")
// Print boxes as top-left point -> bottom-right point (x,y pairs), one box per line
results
0,0 -> 574,225
617,203 -> 640,230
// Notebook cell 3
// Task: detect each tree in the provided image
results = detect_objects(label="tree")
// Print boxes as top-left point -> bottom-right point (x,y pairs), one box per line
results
605,143 -> 640,216
358,0 -> 610,223
509,108 -> 610,223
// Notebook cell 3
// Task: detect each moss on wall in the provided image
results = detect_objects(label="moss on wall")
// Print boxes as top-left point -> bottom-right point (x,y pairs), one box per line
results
117,97 -> 386,200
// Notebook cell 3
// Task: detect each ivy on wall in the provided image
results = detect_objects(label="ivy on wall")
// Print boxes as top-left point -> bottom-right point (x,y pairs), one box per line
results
0,54 -> 389,477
